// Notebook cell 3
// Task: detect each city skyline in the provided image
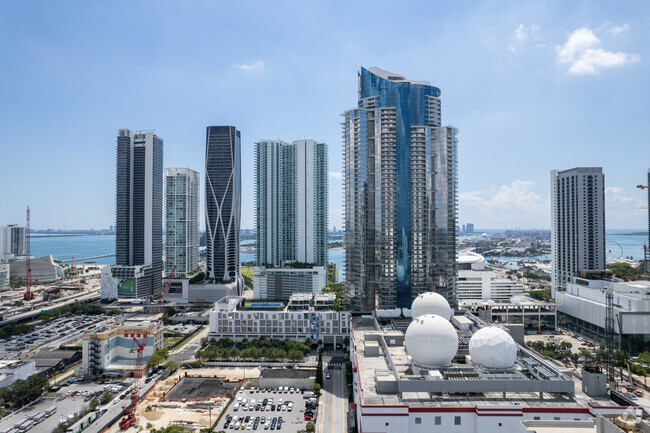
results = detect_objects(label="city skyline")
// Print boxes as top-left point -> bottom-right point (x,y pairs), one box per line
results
1,2 -> 649,231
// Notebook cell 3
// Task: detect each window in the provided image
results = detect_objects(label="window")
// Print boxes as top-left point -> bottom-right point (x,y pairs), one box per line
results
435,416 -> 441,425
554,417 -> 560,421
534,417 -> 540,420
415,418 -> 421,424
454,416 -> 461,425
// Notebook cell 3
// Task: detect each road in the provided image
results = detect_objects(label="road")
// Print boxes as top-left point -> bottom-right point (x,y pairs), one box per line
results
169,326 -> 208,363
317,365 -> 347,433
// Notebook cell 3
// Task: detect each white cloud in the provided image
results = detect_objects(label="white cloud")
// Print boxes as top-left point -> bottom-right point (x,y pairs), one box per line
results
606,186 -> 643,205
328,171 -> 342,180
460,180 -> 546,211
232,60 -> 265,73
600,23 -> 629,37
514,24 -> 528,42
459,180 -> 549,228
509,24 -> 542,54
557,28 -> 639,75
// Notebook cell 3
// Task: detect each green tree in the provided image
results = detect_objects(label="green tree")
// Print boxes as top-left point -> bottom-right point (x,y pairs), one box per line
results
100,390 -> 113,405
313,383 -> 321,393
165,360 -> 179,372
148,348 -> 170,368
305,421 -> 316,433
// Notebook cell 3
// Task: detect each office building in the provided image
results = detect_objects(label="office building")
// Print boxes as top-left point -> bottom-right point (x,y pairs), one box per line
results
456,251 -> 524,302
343,67 -> 458,310
465,223 -> 474,233
102,129 -> 163,300
0,225 -> 26,263
551,167 -> 605,295
205,126 -> 243,294
208,295 -> 350,346
165,167 -> 200,277
557,276 -> 650,353
255,139 -> 328,267
253,265 -> 327,300
350,310 -> 642,433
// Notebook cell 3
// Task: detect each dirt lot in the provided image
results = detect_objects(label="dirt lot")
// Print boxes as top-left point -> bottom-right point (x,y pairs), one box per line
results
104,367 -> 260,432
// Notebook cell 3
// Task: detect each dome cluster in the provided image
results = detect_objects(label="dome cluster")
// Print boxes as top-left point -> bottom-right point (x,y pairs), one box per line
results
468,327 -> 517,369
410,292 -> 452,321
404,314 -> 458,368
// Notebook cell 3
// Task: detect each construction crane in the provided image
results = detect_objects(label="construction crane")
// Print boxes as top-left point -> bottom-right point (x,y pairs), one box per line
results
24,206 -> 33,301
119,265 -> 176,430
72,257 -> 82,291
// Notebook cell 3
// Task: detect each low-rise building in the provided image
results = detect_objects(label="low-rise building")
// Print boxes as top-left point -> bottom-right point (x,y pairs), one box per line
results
0,360 -> 35,389
461,297 -> 557,331
350,312 -> 643,433
100,265 -> 155,301
8,255 -> 63,282
81,320 -> 164,376
253,266 -> 326,301
209,294 -> 349,346
556,276 -> 650,353
457,251 -> 524,302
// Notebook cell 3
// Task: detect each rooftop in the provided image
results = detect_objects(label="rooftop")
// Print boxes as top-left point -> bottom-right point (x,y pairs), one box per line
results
260,368 -> 316,379
351,314 -> 616,410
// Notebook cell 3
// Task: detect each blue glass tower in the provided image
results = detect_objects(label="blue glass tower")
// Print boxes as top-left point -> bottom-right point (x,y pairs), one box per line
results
344,67 -> 457,310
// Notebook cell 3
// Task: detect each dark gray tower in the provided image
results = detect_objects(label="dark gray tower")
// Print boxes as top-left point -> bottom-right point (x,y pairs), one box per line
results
114,129 -> 163,298
205,126 -> 242,291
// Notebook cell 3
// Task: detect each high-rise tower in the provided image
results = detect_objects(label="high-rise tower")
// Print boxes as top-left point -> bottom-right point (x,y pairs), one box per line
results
551,167 -> 606,295
165,168 -> 200,277
343,67 -> 458,310
110,129 -> 163,299
205,126 -> 242,292
255,139 -> 328,267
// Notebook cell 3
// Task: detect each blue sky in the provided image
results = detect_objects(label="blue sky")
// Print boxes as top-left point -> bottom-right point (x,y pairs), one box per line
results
0,1 -> 648,231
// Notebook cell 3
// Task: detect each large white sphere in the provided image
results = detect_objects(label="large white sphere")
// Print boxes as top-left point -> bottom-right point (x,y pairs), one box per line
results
411,292 -> 452,321
405,314 -> 458,368
469,327 -> 517,369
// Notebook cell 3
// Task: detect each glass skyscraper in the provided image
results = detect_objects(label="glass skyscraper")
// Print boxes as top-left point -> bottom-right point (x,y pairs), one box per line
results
113,129 -> 163,298
255,139 -> 328,267
343,67 -> 458,310
205,126 -> 242,289
165,167 -> 199,277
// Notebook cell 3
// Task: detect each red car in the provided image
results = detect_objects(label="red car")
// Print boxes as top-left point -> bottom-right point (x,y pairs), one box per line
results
634,390 -> 643,397
304,414 -> 313,421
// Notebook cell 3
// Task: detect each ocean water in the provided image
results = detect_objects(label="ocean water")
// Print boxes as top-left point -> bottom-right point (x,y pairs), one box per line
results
29,230 -> 646,278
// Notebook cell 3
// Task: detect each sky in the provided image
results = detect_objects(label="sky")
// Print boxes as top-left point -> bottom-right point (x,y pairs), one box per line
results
0,1 -> 649,231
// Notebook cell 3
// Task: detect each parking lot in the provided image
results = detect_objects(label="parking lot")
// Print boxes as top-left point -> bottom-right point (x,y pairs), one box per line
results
0,314 -> 110,356
0,379 -> 118,433
220,386 -> 316,431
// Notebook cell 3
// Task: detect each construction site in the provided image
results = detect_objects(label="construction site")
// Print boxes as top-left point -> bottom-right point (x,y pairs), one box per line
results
104,367 -> 259,433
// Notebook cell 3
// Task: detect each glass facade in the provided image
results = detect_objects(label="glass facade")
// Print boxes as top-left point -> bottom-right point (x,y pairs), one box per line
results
165,168 -> 200,277
114,129 -> 164,298
344,67 -> 457,310
205,126 -> 241,284
255,139 -> 328,267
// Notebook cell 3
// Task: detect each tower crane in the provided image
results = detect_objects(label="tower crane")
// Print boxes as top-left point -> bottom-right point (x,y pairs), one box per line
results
118,265 -> 176,429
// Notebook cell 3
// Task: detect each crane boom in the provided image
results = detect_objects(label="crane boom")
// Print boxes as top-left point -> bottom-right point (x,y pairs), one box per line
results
119,265 -> 176,429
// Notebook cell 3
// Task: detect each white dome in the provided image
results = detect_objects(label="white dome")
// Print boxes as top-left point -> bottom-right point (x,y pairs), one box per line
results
469,327 -> 517,369
411,292 -> 452,321
405,314 -> 458,368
